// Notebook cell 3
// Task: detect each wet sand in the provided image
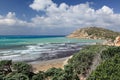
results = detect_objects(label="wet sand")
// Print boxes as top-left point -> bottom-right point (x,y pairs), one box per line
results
29,57 -> 69,73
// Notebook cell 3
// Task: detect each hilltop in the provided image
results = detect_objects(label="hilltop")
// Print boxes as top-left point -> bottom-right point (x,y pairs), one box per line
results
67,27 -> 120,41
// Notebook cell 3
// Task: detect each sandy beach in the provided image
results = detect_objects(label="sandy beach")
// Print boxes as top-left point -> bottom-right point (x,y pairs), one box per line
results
29,57 -> 69,73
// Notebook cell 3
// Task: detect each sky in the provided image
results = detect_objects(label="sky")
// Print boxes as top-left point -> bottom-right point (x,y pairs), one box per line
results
0,0 -> 120,35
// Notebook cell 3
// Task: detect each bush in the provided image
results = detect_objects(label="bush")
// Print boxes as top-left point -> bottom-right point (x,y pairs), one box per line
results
45,67 -> 63,77
101,46 -> 120,60
12,62 -> 32,75
8,73 -> 29,80
32,71 -> 46,80
0,60 -> 12,75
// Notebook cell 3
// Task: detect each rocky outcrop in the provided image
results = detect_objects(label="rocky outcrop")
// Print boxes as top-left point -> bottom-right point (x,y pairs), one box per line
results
67,29 -> 89,39
102,40 -> 114,46
114,36 -> 120,46
67,28 -> 93,39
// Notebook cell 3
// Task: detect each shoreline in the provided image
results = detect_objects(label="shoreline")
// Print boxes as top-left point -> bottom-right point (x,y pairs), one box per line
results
29,57 -> 70,73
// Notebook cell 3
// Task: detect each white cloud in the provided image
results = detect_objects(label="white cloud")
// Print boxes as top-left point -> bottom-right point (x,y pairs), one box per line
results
0,12 -> 15,26
96,6 -> 113,14
29,0 -> 120,31
6,12 -> 15,18
29,0 -> 53,11
0,12 -> 30,26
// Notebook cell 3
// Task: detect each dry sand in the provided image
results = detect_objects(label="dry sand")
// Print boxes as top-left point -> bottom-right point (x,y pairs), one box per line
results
29,57 -> 69,73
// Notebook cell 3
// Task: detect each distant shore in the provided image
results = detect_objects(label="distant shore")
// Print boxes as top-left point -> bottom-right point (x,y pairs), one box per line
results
29,57 -> 69,73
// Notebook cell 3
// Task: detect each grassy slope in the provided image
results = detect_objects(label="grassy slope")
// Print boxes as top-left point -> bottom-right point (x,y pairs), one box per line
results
85,27 -> 120,41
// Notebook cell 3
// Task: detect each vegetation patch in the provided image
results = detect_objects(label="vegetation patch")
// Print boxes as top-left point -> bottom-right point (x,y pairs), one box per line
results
0,60 -> 79,80
68,45 -> 107,77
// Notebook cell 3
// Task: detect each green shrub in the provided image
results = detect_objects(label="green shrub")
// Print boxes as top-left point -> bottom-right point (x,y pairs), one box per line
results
8,73 -> 29,80
45,67 -> 63,77
32,71 -> 46,80
101,46 -> 120,60
0,60 -> 12,75
12,62 -> 32,75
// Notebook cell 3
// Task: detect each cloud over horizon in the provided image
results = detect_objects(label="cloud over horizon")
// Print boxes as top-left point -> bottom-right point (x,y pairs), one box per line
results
0,0 -> 120,35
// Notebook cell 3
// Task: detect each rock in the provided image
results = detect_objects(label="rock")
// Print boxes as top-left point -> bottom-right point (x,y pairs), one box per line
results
114,36 -> 120,46
102,40 -> 114,46
67,29 -> 89,39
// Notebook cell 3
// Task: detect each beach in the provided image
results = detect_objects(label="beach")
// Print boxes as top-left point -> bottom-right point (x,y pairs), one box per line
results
30,57 -> 69,73
0,36 -> 103,73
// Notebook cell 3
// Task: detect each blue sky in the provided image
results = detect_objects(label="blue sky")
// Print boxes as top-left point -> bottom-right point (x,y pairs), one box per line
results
0,0 -> 120,35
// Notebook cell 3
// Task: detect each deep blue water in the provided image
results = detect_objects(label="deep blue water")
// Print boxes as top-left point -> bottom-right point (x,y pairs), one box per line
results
0,35 -> 65,39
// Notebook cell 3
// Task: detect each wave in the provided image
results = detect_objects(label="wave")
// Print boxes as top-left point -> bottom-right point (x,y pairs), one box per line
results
0,42 -> 86,62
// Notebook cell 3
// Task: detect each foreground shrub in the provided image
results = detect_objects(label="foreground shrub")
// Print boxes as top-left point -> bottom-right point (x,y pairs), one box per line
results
12,62 -> 32,75
7,73 -> 29,80
0,60 -> 12,75
32,71 -> 46,80
45,67 -> 63,77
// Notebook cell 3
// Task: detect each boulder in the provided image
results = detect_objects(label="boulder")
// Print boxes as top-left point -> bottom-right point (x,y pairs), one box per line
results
114,36 -> 120,46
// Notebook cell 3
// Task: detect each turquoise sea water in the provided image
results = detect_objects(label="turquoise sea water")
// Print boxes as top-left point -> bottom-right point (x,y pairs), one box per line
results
0,36 -> 104,62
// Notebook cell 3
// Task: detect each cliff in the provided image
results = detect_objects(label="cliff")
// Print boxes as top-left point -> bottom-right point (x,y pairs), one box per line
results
67,27 -> 120,41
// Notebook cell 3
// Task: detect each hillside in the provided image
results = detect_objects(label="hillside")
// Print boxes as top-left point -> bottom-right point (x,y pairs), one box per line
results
68,45 -> 120,80
67,27 -> 120,41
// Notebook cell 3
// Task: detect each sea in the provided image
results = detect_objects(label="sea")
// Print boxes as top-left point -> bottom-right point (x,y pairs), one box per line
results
0,35 -> 104,62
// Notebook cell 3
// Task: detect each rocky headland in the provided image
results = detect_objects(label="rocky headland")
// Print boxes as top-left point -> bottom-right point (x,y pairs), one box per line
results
67,27 -> 120,46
